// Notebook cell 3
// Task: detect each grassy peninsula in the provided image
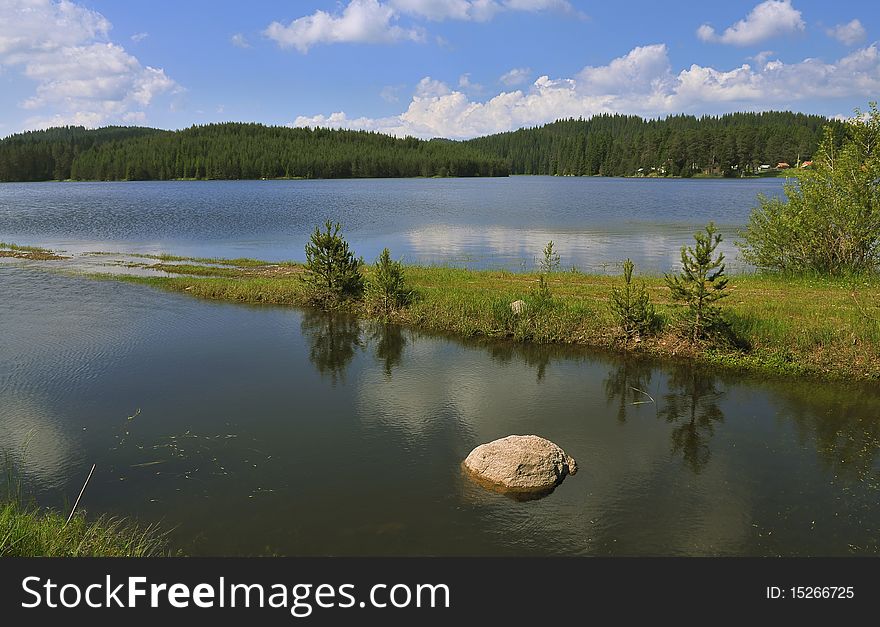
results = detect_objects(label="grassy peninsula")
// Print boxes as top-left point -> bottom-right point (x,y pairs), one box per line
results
104,255 -> 879,382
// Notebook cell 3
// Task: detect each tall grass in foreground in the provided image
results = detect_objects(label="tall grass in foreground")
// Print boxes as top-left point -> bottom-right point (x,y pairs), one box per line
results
1,461 -> 168,557
0,499 -> 168,557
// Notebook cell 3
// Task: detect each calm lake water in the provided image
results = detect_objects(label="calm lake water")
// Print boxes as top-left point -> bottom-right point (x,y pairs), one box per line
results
0,177 -> 786,272
2,265 -> 879,556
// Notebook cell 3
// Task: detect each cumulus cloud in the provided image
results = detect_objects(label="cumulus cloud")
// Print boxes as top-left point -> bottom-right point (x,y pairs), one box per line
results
499,67 -> 531,86
697,0 -> 805,46
230,33 -> 250,48
0,0 -> 177,129
388,0 -> 575,21
415,76 -> 452,97
380,84 -> 404,102
263,0 -> 425,53
827,19 -> 867,46
265,0 -> 578,52
130,32 -> 148,43
291,43 -> 880,139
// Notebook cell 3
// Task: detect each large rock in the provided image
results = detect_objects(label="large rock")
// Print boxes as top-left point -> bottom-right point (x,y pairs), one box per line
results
463,435 -> 577,495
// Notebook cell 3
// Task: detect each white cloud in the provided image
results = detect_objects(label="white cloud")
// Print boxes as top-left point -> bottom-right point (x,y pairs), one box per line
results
231,33 -> 250,48
291,43 -> 880,139
499,66 -> 531,86
380,84 -> 403,102
827,19 -> 867,46
263,0 -> 425,53
130,32 -> 148,43
458,72 -> 482,93
0,0 -> 178,129
265,0 -> 578,52
415,76 -> 452,97
749,50 -> 775,67
578,44 -> 673,97
697,0 -> 805,46
0,0 -> 110,58
389,0 -> 575,21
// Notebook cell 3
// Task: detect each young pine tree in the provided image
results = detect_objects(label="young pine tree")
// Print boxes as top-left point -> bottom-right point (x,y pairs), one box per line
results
665,223 -> 729,342
609,258 -> 657,340
539,240 -> 561,273
302,220 -> 363,309
366,248 -> 411,316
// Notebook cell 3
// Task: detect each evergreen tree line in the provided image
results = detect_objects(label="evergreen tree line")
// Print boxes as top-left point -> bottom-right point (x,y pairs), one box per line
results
465,111 -> 845,177
0,126 -> 163,181
0,112 -> 843,182
0,123 -> 508,181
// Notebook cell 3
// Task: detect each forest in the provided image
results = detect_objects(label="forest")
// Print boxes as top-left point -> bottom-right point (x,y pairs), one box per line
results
0,124 -> 508,181
0,111 -> 842,182
466,111 -> 844,177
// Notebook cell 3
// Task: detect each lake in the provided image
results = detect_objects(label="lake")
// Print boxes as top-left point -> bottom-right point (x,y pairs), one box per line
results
4,176 -> 878,557
0,177 -> 786,272
1,264 -> 879,556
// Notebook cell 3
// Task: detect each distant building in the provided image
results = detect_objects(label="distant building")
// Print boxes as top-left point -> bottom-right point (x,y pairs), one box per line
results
800,161 -> 813,168
777,162 -> 791,169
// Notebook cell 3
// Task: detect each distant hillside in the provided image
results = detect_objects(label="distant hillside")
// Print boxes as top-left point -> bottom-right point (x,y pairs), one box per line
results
0,123 -> 509,181
0,126 -> 164,181
465,111 -> 844,177
0,111 -> 844,182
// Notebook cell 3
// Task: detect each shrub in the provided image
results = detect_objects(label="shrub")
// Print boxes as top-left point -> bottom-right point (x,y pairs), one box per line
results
301,220 -> 363,308
609,258 -> 658,340
539,240 -> 561,273
528,274 -> 554,311
666,223 -> 729,342
365,248 -> 411,316
738,102 -> 880,275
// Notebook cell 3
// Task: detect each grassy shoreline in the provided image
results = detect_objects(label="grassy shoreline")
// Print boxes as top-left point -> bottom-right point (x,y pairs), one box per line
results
100,254 -> 880,382
0,498 -> 168,557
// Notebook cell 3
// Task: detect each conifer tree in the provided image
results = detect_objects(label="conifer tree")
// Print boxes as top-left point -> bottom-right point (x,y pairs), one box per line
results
610,258 -> 657,340
665,223 -> 729,342
302,221 -> 363,309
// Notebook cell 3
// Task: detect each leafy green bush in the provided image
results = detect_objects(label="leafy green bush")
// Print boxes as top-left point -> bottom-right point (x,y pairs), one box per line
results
301,221 -> 363,308
666,223 -> 729,342
609,258 -> 658,340
739,102 -> 880,275
365,248 -> 411,316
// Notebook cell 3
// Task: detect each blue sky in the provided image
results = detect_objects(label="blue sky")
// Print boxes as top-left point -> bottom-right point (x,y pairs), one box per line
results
1,0 -> 878,138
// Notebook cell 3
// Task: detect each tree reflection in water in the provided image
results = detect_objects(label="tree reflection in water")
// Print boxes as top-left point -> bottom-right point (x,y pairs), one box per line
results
367,322 -> 407,378
773,382 -> 880,482
487,343 -> 559,382
659,367 -> 725,474
603,359 -> 655,423
603,362 -> 726,473
300,311 -> 363,384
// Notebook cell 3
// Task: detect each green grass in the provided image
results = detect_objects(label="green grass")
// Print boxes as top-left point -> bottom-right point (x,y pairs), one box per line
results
0,498 -> 168,557
127,252 -> 278,267
93,255 -> 880,381
0,241 -> 51,253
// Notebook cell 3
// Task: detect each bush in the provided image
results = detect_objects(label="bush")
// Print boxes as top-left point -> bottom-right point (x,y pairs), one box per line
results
365,248 -> 411,316
301,221 -> 363,308
528,274 -> 554,311
738,102 -> 880,275
666,223 -> 729,342
539,240 -> 561,273
609,258 -> 658,340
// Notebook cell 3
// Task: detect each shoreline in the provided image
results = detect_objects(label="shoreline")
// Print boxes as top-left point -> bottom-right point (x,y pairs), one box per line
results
5,244 -> 877,382
0,172 -> 791,184
80,252 -> 879,383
